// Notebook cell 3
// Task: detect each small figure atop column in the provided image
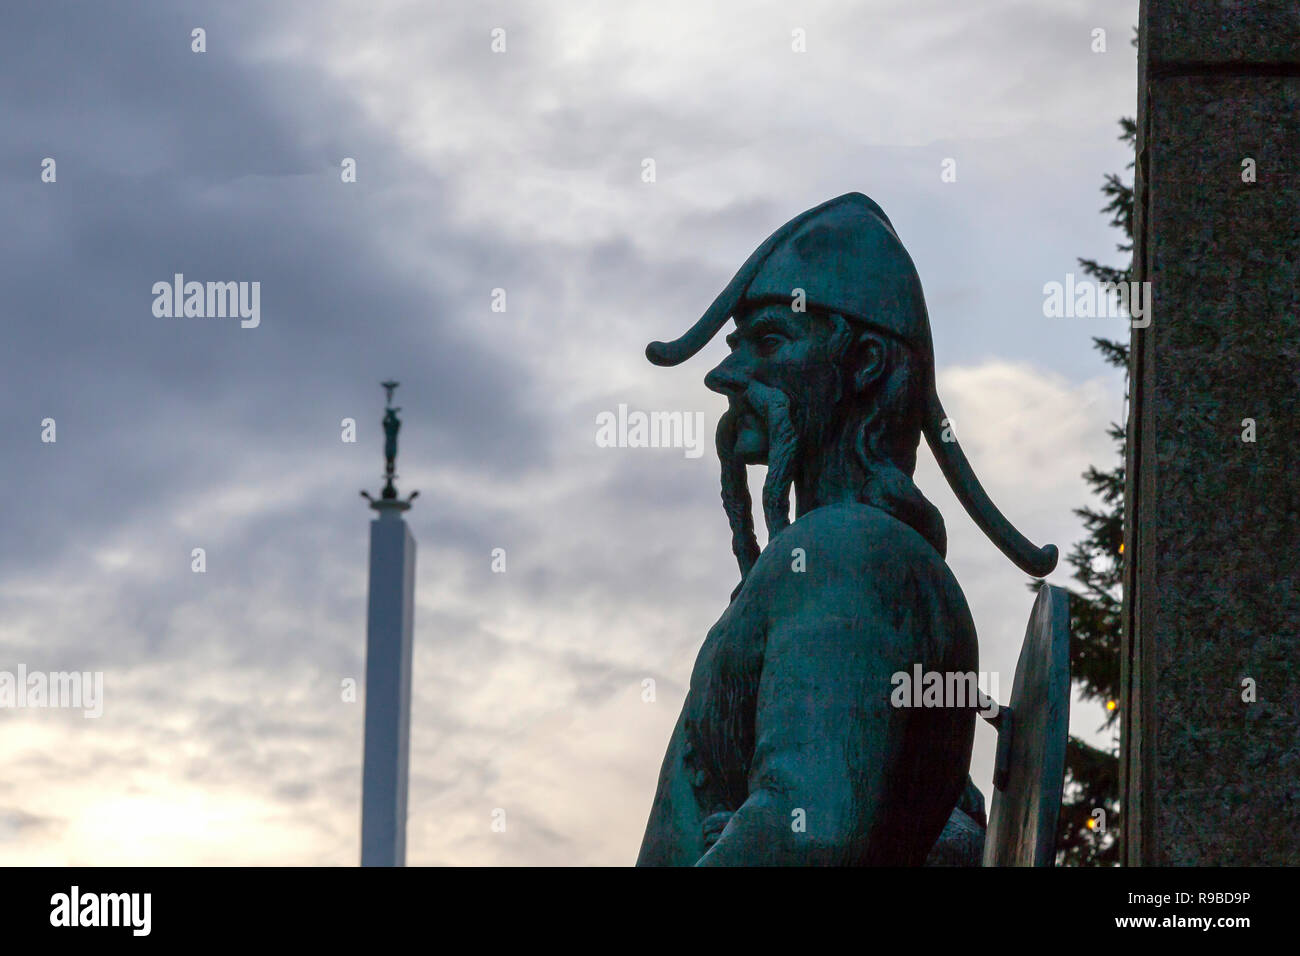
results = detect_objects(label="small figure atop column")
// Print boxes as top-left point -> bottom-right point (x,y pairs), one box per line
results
362,380 -> 418,513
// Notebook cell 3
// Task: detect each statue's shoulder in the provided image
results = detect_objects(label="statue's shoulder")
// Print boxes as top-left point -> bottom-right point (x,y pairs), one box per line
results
741,504 -> 976,672
747,502 -> 963,618
773,501 -> 945,573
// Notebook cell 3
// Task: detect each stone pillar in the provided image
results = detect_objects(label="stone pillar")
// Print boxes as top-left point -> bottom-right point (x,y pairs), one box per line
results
360,507 -> 416,866
1123,1 -> 1300,864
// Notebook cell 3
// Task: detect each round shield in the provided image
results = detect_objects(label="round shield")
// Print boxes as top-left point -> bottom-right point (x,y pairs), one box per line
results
983,584 -> 1071,867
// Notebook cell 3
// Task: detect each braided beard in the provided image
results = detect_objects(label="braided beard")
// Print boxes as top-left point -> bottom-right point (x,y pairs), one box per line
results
717,381 -> 802,585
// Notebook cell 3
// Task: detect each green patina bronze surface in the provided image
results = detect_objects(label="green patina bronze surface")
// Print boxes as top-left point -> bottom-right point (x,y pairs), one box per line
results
638,193 -> 1056,866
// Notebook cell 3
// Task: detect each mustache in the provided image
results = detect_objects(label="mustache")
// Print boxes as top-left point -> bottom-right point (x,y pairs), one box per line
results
717,408 -> 760,579
722,392 -> 758,426
716,382 -> 800,588
723,382 -> 787,428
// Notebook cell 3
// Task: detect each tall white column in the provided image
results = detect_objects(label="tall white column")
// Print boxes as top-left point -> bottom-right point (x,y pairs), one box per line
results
360,502 -> 416,867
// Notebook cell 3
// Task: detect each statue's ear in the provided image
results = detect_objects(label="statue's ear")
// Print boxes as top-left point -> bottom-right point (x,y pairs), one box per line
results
852,332 -> 888,393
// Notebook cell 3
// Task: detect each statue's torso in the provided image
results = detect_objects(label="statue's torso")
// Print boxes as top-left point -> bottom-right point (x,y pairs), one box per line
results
683,589 -> 768,809
637,503 -> 978,866
637,592 -> 763,865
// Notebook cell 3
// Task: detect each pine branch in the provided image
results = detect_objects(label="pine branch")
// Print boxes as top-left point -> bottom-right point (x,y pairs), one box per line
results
1056,113 -> 1133,866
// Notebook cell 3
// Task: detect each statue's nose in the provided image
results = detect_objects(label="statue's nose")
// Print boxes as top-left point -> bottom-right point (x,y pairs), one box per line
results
705,352 -> 749,396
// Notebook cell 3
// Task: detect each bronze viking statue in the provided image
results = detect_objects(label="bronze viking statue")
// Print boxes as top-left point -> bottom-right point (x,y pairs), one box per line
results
637,193 -> 1057,866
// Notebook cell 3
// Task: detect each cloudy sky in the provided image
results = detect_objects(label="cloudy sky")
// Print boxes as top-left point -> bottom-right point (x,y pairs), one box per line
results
1,0 -> 1136,865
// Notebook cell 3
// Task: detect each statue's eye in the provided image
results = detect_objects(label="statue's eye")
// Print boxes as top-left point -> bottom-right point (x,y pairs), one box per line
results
758,334 -> 785,355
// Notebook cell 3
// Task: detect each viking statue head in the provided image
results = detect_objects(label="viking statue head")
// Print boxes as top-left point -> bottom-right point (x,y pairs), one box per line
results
646,192 -> 1057,583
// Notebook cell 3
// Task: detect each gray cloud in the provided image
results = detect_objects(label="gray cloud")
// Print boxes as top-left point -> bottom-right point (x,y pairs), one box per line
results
1,0 -> 1134,864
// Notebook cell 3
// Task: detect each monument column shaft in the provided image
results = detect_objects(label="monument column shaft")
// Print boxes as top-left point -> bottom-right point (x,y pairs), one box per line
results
1124,0 -> 1300,865
360,510 -> 416,866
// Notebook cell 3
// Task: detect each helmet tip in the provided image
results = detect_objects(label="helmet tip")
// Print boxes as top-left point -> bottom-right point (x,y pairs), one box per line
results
645,341 -> 675,366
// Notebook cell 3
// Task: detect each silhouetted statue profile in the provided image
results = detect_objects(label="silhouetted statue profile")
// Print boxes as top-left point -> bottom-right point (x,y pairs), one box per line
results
637,193 -> 1056,865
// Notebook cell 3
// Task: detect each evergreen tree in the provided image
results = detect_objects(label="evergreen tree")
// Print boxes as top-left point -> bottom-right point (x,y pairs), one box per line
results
1051,116 -> 1135,866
